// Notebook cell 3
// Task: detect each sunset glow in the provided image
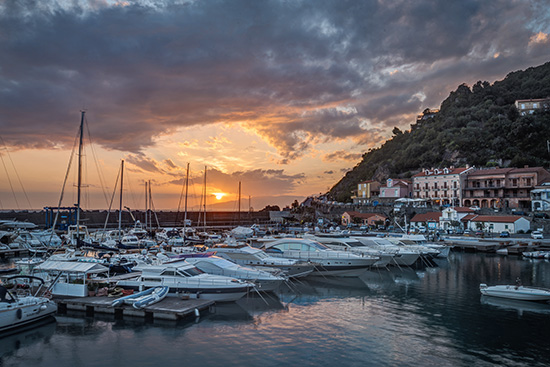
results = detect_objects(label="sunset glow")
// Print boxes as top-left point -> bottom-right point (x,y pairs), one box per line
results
1,1 -> 549,211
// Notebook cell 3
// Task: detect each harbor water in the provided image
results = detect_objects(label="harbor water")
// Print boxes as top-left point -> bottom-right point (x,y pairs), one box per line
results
3,252 -> 550,367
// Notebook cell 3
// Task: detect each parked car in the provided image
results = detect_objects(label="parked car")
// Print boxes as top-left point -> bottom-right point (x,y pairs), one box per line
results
531,231 -> 544,239
475,231 -> 484,237
499,231 -> 510,238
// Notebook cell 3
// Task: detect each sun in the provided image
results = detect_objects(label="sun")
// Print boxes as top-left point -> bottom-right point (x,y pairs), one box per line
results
213,193 -> 226,200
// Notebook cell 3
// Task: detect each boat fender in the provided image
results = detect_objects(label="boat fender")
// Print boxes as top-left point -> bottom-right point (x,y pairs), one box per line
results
16,308 -> 22,319
194,308 -> 200,317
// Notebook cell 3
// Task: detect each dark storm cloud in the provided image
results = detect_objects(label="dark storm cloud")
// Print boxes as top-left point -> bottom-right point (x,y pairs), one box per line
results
1,0 -> 549,158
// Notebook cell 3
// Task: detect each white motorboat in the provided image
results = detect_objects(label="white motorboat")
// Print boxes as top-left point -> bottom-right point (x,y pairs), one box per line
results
261,238 -> 378,277
479,283 -> 550,301
180,256 -> 286,292
304,234 -> 393,268
210,242 -> 315,278
0,276 -> 57,333
115,262 -> 254,302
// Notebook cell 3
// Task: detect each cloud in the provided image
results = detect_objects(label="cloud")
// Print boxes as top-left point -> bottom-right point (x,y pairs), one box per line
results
323,150 -> 363,162
1,0 -> 549,161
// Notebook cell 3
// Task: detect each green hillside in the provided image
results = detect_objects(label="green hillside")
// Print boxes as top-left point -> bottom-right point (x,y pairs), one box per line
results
328,61 -> 550,202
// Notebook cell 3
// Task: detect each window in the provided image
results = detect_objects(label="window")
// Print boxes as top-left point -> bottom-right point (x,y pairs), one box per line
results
534,103 -> 538,108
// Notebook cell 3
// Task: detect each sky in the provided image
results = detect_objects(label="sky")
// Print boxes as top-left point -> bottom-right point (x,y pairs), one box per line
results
1,0 -> 550,212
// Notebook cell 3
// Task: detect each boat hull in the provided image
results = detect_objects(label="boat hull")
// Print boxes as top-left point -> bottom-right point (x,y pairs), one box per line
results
480,284 -> 550,301
0,297 -> 57,333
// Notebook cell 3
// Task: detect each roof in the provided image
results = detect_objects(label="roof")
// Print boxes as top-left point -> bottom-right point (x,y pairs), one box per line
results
454,207 -> 475,213
470,215 -> 525,223
467,166 -> 548,177
35,260 -> 109,273
413,167 -> 471,178
410,212 -> 441,222
343,211 -> 387,220
460,214 -> 477,222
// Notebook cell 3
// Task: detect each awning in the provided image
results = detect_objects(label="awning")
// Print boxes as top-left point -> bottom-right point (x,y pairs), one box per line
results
35,260 -> 109,274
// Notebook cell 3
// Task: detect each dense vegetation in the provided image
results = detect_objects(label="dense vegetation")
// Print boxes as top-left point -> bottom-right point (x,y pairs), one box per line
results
328,61 -> 550,202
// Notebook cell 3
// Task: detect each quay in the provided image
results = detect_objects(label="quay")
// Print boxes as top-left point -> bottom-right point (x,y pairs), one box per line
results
54,296 -> 215,321
445,236 -> 550,254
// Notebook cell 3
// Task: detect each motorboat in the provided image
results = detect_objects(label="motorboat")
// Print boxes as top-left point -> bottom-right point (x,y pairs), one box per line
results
479,283 -> 550,301
304,234 -> 393,268
261,238 -> 378,277
180,256 -> 287,292
210,242 -> 315,278
0,275 -> 57,333
115,262 -> 254,302
351,237 -> 421,266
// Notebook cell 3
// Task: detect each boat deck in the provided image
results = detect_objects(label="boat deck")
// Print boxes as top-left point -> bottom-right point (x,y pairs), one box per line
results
54,296 -> 214,320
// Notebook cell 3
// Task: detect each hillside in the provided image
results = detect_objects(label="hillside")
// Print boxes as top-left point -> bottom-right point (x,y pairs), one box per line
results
328,61 -> 550,202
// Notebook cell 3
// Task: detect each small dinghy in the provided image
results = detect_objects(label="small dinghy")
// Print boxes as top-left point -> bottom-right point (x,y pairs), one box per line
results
480,283 -> 550,301
111,286 -> 169,309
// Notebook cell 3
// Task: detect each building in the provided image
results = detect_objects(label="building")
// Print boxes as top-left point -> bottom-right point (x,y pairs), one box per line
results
465,215 -> 530,234
341,211 -> 387,227
531,182 -> 550,211
379,179 -> 411,199
409,212 -> 442,231
439,207 -> 475,231
462,166 -> 550,210
514,98 -> 550,115
412,166 -> 474,206
352,180 -> 380,205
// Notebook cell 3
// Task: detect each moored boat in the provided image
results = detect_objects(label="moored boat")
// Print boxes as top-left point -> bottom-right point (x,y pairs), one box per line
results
111,286 -> 169,309
479,283 -> 550,301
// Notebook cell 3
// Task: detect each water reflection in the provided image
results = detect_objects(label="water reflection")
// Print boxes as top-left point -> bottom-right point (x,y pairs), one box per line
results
480,295 -> 550,316
0,317 -> 56,359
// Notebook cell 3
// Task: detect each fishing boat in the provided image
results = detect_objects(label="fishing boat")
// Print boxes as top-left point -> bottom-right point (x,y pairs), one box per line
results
479,283 -> 550,301
111,286 -> 169,309
0,276 -> 57,333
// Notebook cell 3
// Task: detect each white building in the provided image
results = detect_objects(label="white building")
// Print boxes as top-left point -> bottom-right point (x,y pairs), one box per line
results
531,182 -> 550,211
467,215 -> 530,234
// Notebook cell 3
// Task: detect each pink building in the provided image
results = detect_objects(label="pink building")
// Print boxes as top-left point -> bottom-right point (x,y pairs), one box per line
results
412,166 -> 474,206
379,178 -> 411,199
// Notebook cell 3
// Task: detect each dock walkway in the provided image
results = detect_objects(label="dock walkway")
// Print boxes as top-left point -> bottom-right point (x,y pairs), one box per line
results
55,296 -> 214,321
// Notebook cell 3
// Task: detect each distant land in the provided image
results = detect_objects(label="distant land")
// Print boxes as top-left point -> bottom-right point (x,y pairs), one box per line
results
328,61 -> 550,202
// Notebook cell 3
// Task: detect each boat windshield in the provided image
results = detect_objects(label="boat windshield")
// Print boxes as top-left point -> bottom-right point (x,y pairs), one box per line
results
178,266 -> 204,277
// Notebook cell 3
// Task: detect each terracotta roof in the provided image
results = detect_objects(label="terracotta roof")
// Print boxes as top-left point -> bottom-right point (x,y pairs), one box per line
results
454,207 -> 474,213
413,167 -> 470,177
466,168 -> 513,176
410,212 -> 441,222
344,212 -> 387,220
470,215 -> 525,223
460,214 -> 477,222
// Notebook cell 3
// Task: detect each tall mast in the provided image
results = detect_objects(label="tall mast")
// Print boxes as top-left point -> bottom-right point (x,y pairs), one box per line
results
144,180 -> 148,231
76,110 -> 85,241
118,159 -> 124,241
238,181 -> 241,225
148,180 -> 152,230
183,163 -> 190,237
203,166 -> 207,230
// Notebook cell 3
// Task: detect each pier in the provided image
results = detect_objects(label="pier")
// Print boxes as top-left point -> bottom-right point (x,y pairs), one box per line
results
55,296 -> 215,321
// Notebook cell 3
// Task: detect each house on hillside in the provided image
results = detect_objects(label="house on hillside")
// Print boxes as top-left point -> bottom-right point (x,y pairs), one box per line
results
465,215 -> 530,234
379,178 -> 411,199
514,98 -> 550,115
352,180 -> 381,205
409,212 -> 442,232
341,211 -> 387,227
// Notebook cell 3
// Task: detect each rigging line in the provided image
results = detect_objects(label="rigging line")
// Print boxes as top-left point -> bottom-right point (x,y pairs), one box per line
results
102,163 -> 121,238
85,117 -> 110,207
0,137 -> 32,209
175,168 -> 187,225
124,168 -> 140,211
0,146 -> 20,209
46,127 -> 80,250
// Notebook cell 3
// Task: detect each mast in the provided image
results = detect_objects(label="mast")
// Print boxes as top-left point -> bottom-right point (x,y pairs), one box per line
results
238,181 -> 241,225
76,110 -> 85,242
203,166 -> 207,230
183,163 -> 190,239
118,159 -> 124,241
144,180 -> 148,232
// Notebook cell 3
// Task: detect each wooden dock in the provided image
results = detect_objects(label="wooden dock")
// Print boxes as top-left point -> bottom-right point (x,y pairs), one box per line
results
55,296 -> 215,321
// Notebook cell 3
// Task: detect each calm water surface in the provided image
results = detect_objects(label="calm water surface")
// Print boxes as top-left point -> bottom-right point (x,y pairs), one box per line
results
2,252 -> 550,367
